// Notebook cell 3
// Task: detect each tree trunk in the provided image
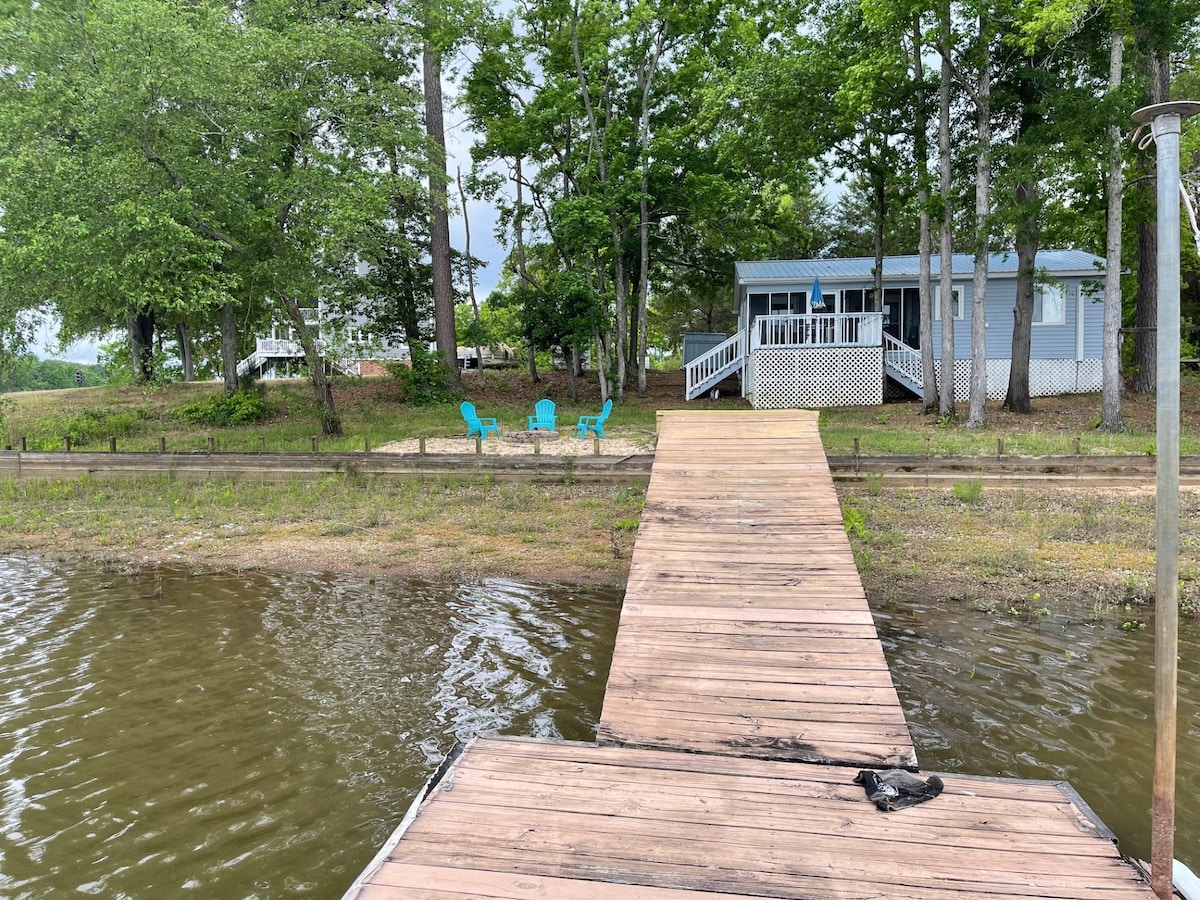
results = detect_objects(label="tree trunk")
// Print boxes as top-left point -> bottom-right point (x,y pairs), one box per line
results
966,12 -> 990,428
220,301 -> 238,390
457,167 -> 484,374
278,291 -> 341,436
913,21 -> 938,414
177,321 -> 194,383
1132,49 -> 1170,395
937,8 -> 955,420
126,306 -> 155,383
594,327 -> 610,403
423,44 -> 460,393
611,223 -> 628,400
1100,27 -> 1125,430
872,144 -> 885,312
1006,179 -> 1038,413
634,26 -> 665,398
565,347 -> 577,401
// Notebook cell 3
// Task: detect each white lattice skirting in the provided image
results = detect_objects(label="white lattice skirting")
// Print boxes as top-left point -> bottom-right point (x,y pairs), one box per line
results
933,358 -> 1103,402
748,348 -> 884,409
747,351 -> 1102,408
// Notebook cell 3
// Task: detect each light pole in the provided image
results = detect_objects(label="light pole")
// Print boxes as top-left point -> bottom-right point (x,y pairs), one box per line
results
1130,99 -> 1200,900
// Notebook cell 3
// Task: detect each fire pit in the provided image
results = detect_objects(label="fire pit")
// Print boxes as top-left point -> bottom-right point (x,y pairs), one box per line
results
503,430 -> 560,444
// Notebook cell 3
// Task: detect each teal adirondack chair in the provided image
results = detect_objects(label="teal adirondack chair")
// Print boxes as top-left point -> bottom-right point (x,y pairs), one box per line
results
460,401 -> 500,440
527,398 -> 557,431
575,399 -> 613,439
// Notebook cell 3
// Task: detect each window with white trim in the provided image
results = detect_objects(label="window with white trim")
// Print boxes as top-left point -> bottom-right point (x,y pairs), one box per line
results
932,284 -> 964,320
1034,281 -> 1066,325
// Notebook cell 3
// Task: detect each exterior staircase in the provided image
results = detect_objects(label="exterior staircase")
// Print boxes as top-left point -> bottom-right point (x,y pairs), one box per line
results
685,332 -> 745,400
883,333 -> 923,395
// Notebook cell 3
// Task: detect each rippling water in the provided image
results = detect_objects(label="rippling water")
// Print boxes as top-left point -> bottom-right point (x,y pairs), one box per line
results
4,557 -> 1197,897
874,596 -> 1200,874
0,558 -> 622,898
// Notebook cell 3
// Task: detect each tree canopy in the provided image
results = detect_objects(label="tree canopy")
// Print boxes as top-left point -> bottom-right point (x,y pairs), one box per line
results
0,0 -> 1196,424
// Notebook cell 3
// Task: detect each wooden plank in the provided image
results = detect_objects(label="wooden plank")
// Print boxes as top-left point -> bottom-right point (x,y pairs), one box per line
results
345,410 -> 1155,900
361,863 -> 765,899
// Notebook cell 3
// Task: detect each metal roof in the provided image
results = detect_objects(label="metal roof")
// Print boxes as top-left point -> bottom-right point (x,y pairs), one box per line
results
735,250 -> 1105,283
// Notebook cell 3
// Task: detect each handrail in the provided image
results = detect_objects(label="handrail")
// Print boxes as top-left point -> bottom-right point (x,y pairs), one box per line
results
685,331 -> 746,400
882,332 -> 923,387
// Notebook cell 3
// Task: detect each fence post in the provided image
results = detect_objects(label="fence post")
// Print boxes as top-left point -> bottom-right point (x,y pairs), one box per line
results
475,436 -> 482,455
419,437 -> 426,456
364,436 -> 371,454
853,437 -> 860,474
20,436 -> 26,452
996,438 -> 1004,459
208,436 -> 216,454
109,436 -> 116,453
159,437 -> 166,454
259,436 -> 265,455
594,437 -> 600,456
311,436 -> 319,454
534,436 -> 541,455
64,437 -> 71,453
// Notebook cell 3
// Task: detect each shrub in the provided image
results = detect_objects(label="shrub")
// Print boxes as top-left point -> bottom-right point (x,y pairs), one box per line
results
952,479 -> 983,504
173,391 -> 276,427
20,406 -> 148,449
388,345 -> 456,406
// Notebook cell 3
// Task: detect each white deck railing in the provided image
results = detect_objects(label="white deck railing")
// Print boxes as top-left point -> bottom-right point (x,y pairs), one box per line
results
750,313 -> 883,350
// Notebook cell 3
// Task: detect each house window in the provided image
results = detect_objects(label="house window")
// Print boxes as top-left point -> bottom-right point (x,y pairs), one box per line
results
789,292 -> 806,313
769,292 -> 791,314
932,284 -> 964,320
1034,281 -> 1066,325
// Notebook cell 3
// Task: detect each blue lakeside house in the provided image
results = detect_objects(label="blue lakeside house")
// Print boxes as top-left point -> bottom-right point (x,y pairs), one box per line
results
685,250 -> 1107,408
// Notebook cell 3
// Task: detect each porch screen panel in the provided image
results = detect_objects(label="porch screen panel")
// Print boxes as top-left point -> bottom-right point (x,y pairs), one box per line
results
749,292 -> 768,326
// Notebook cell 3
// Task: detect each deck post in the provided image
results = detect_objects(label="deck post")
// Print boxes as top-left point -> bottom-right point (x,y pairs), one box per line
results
1133,98 -> 1200,900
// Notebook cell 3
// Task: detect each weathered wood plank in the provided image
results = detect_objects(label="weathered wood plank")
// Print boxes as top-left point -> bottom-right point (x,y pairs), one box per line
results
345,410 -> 1155,900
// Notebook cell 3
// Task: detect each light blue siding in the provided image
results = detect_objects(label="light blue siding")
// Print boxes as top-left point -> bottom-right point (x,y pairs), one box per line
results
735,252 -> 1106,363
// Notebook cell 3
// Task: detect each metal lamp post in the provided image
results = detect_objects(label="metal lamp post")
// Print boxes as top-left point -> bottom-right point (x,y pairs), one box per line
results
1130,99 -> 1200,900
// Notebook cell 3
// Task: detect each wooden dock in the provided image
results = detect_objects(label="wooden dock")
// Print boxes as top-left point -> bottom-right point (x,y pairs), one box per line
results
599,410 -> 913,766
345,410 -> 1154,900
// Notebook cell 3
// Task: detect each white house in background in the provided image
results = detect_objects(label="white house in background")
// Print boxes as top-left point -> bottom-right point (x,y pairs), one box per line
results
685,250 -> 1106,408
235,301 -> 411,379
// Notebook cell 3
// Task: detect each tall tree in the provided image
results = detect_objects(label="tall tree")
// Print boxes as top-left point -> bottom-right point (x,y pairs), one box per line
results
423,40 -> 461,392
937,3 -> 956,419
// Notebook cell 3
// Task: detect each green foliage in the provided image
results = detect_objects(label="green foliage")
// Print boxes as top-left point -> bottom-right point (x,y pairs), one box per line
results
517,272 -> 608,359
20,407 -> 148,450
843,504 -> 867,538
0,355 -> 105,392
952,480 -> 984,504
388,345 -> 457,406
173,391 -> 276,428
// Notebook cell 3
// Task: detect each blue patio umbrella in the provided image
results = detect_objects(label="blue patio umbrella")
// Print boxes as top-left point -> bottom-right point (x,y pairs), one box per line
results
810,276 -> 827,311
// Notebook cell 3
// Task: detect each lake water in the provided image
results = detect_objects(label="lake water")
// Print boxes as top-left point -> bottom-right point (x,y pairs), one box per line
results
1,557 -> 1195,897
0,559 -> 621,898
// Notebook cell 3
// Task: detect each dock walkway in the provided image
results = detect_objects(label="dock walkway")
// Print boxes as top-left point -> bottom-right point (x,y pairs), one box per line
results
345,410 -> 1154,899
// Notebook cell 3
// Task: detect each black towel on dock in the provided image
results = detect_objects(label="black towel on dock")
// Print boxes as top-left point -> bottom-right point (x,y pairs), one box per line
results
853,769 -> 944,812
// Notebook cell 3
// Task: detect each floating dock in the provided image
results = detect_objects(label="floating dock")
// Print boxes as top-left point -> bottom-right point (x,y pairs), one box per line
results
344,410 -> 1154,899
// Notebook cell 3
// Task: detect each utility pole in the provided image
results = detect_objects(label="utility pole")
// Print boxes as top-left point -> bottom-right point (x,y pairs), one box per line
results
1130,98 -> 1200,900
